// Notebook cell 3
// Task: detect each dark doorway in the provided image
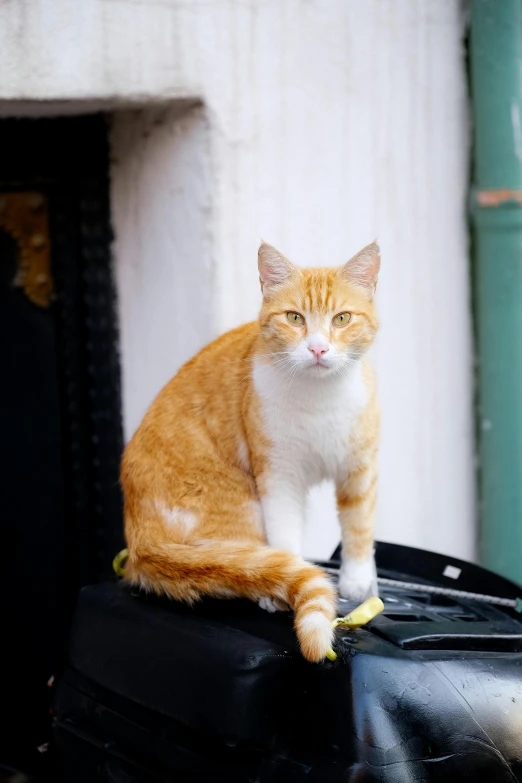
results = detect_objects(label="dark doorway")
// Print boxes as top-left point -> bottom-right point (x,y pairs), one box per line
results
0,115 -> 124,779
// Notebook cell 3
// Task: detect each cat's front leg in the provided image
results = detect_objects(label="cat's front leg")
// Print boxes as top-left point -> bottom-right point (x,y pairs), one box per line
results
259,477 -> 305,556
257,479 -> 305,613
336,457 -> 378,603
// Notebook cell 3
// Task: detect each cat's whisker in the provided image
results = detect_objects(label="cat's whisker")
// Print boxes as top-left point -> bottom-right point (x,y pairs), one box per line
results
232,356 -> 295,390
228,356 -> 290,371
232,351 -> 294,364
253,351 -> 294,358
264,362 -> 298,401
271,361 -> 300,438
226,351 -> 295,370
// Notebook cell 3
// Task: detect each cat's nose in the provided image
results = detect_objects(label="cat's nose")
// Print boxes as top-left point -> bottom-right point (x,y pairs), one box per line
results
308,344 -> 329,359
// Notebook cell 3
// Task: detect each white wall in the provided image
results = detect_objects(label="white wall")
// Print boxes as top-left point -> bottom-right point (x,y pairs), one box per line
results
0,0 -> 475,562
111,104 -> 215,435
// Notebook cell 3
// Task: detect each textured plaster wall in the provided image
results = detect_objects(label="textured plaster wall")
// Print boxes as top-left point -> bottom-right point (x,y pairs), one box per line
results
0,0 -> 475,562
111,104 -> 215,438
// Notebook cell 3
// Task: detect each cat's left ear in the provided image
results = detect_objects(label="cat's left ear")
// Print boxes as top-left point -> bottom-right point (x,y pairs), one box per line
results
339,242 -> 380,297
258,241 -> 300,296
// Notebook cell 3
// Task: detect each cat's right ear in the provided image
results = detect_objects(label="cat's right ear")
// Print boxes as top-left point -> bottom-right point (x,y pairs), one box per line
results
258,242 -> 299,296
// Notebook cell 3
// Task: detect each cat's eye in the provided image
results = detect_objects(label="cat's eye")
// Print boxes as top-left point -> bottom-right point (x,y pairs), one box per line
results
333,312 -> 352,327
286,312 -> 304,325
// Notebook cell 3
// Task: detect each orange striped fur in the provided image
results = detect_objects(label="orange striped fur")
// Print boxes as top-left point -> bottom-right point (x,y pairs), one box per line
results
121,241 -> 380,662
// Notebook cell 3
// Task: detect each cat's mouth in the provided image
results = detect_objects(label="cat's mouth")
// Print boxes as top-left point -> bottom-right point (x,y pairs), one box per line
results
310,359 -> 331,371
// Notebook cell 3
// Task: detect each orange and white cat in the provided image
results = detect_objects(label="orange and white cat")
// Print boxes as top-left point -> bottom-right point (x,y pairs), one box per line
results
121,241 -> 380,663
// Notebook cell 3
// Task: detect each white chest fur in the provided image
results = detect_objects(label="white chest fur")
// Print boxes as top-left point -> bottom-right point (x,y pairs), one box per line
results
252,358 -> 368,488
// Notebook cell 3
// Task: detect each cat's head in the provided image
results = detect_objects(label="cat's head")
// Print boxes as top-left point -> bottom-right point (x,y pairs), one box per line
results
257,241 -> 379,378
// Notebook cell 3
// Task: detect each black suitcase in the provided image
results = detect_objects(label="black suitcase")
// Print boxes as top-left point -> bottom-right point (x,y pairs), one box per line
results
53,542 -> 522,782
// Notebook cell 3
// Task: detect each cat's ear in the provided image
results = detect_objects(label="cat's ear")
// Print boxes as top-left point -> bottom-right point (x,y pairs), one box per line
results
339,241 -> 380,297
258,241 -> 299,296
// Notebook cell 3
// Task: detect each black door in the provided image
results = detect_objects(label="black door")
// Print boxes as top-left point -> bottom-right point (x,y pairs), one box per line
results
0,115 -> 124,779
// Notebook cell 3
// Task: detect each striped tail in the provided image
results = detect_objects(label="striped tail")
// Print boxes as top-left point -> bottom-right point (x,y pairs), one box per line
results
126,540 -> 336,663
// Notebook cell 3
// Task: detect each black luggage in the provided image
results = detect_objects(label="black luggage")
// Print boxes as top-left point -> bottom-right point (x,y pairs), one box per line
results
53,542 -> 522,782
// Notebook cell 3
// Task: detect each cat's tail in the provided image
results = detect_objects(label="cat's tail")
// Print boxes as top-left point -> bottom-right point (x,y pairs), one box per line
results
126,540 -> 336,663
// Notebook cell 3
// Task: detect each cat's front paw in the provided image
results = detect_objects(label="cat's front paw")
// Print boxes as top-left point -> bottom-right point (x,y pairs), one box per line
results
339,556 -> 378,603
258,596 -> 290,613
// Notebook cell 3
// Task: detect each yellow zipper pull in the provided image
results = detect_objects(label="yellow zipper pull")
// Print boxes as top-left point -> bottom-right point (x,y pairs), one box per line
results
326,596 -> 384,661
113,548 -> 129,577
